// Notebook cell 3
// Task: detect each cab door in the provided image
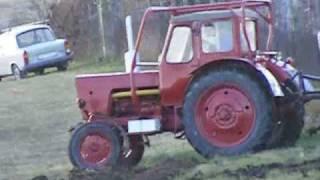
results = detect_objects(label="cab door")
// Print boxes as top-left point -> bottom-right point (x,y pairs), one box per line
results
159,22 -> 201,106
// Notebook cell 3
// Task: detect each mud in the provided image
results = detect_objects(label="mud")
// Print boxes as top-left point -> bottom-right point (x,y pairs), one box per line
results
132,158 -> 195,180
31,157 -> 320,180
32,158 -> 197,180
219,158 -> 320,179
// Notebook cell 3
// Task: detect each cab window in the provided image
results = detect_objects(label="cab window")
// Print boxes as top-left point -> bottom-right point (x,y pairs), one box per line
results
166,26 -> 193,63
201,20 -> 233,53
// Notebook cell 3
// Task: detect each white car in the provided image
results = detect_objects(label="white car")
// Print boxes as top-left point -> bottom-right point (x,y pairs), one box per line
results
0,23 -> 73,81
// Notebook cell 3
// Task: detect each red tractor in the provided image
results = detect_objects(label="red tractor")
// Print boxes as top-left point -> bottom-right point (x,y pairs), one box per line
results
69,0 -> 317,170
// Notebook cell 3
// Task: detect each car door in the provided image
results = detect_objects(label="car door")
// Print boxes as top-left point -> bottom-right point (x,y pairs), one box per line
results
0,43 -> 5,75
22,28 -> 65,64
0,35 -> 15,76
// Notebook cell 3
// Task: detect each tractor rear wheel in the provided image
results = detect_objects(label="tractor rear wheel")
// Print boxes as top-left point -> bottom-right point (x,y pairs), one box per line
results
267,83 -> 304,148
276,100 -> 304,147
68,122 -> 121,170
183,65 -> 274,157
120,135 -> 145,167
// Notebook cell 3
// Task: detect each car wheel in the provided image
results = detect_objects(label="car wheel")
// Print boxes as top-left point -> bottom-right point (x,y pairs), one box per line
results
57,62 -> 68,71
35,69 -> 45,75
12,64 -> 26,80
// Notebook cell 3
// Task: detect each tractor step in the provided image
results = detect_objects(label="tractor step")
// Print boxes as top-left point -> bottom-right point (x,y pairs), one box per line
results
128,119 -> 161,134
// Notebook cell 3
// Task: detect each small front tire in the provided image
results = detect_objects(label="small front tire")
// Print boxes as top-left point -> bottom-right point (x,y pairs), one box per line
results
69,122 -> 122,170
120,135 -> 145,168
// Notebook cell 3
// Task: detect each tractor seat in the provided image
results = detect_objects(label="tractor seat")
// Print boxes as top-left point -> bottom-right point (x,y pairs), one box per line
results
112,89 -> 160,99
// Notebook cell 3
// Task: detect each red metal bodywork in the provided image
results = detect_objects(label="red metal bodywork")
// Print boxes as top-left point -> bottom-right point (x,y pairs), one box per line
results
75,0 -> 291,133
76,71 -> 159,117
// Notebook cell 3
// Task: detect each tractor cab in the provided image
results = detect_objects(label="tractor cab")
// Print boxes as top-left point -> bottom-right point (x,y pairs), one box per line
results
165,8 -> 259,64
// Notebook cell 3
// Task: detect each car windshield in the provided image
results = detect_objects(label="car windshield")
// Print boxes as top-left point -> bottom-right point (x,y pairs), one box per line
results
17,28 -> 56,48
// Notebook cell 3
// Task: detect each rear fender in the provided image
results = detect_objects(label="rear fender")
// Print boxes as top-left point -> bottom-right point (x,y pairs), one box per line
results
255,64 -> 284,97
192,59 -> 284,97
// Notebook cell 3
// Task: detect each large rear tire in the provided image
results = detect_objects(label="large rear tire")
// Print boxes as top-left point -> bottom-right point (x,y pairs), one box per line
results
277,100 -> 304,147
183,65 -> 274,157
267,82 -> 304,148
68,122 -> 121,170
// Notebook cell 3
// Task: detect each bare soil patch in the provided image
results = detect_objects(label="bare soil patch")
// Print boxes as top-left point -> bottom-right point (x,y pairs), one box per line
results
218,158 -> 320,179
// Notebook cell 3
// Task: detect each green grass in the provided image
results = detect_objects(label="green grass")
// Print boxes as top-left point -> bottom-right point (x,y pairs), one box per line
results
0,60 -> 124,179
175,136 -> 320,180
1,60 -> 320,180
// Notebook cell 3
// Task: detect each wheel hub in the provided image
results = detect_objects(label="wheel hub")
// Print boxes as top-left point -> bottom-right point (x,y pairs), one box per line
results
212,104 -> 237,129
196,85 -> 256,147
80,134 -> 111,164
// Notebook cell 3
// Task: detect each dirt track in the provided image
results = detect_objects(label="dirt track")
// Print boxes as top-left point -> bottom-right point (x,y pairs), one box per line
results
30,156 -> 320,180
220,158 -> 320,179
31,158 -> 196,180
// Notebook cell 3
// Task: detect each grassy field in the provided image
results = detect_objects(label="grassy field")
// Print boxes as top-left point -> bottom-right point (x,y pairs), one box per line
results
1,60 -> 320,180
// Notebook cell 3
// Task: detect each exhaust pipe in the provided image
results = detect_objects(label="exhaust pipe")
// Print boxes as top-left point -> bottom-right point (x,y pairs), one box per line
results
125,16 -> 140,73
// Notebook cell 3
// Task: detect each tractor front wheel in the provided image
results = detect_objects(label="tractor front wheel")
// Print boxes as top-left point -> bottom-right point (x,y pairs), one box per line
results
183,65 -> 274,157
68,122 -> 121,170
120,135 -> 145,167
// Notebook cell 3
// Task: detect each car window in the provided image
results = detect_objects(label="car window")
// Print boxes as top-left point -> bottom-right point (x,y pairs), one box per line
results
17,30 -> 37,48
166,26 -> 193,63
35,29 -> 47,43
17,28 -> 55,48
42,28 -> 55,41
34,28 -> 56,43
201,20 -> 233,53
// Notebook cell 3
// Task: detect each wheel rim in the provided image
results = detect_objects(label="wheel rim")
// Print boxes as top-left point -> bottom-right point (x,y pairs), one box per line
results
195,84 -> 256,148
80,134 -> 112,165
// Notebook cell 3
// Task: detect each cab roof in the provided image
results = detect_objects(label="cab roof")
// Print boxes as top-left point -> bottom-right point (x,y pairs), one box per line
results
171,8 -> 259,23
